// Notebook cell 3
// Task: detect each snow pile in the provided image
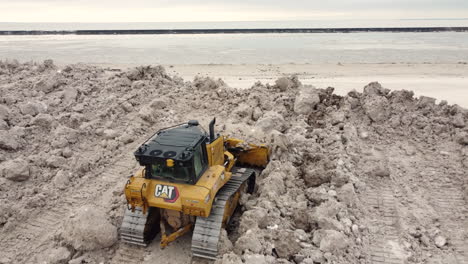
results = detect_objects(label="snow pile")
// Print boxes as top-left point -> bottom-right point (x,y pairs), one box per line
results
0,60 -> 466,264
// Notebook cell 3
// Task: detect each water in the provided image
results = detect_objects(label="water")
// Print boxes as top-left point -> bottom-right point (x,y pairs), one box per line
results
1,20 -> 468,65
1,32 -> 467,65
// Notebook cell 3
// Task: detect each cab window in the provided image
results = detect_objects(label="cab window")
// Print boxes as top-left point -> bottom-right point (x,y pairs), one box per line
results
149,160 -> 192,183
194,145 -> 203,177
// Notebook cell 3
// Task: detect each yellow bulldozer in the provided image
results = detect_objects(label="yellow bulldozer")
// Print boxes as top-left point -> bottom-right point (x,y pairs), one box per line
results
121,119 -> 269,259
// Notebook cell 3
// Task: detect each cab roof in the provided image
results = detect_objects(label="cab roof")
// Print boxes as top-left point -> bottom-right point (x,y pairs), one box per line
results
134,122 -> 207,165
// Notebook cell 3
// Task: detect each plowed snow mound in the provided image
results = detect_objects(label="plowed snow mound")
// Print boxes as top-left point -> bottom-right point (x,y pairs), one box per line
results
0,60 -> 466,264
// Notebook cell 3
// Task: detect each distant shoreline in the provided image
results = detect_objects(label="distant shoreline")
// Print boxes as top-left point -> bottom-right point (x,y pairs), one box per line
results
1,27 -> 468,35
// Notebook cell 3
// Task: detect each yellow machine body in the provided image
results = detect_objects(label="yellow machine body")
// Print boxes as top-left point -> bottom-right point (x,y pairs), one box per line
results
122,120 -> 269,250
125,136 -> 268,218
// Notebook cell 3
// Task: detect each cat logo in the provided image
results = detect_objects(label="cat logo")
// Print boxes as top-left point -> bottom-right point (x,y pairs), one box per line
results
154,184 -> 179,203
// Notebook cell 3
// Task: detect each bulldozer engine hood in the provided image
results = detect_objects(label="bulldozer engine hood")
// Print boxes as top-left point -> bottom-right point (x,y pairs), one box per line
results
125,166 -> 229,217
154,184 -> 179,202
146,179 -> 209,211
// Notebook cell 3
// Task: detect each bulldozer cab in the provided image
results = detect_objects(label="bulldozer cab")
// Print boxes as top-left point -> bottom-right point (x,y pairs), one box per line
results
134,121 -> 210,185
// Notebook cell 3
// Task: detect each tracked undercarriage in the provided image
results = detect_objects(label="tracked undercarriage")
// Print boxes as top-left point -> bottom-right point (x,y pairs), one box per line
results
192,167 -> 254,259
121,167 -> 255,259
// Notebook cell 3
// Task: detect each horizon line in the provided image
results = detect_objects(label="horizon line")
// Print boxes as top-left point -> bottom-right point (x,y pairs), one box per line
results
1,26 -> 468,35
1,18 -> 468,24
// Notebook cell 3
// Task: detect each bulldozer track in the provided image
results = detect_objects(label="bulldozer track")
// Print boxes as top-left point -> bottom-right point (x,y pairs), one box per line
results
120,207 -> 150,246
0,141 -> 140,263
365,183 -> 405,264
0,206 -> 71,258
115,166 -> 254,261
358,141 -> 467,264
427,182 -> 467,264
191,167 -> 254,260
111,243 -> 147,264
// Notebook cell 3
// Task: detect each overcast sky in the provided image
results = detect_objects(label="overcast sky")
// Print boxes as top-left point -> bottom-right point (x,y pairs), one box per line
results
1,0 -> 467,22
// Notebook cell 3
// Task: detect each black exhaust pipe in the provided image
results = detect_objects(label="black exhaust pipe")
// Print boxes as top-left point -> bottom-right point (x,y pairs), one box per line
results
209,118 -> 216,142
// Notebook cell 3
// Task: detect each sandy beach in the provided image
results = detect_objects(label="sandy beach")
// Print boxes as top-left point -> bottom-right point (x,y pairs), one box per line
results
95,63 -> 468,107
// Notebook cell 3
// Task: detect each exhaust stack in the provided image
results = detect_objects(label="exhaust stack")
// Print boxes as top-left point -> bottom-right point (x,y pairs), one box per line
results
209,118 -> 216,142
